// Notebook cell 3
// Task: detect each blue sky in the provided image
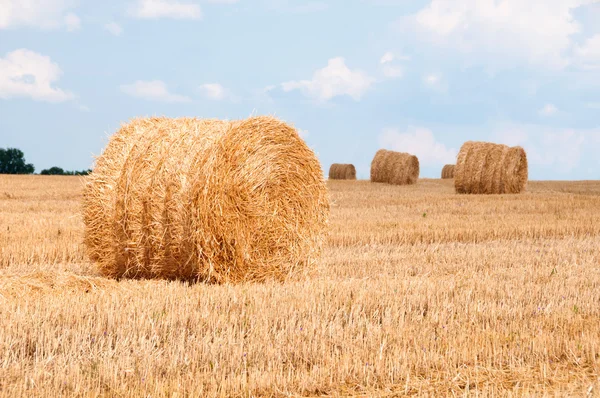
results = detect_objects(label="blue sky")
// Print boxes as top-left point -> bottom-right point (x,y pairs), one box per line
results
1,0 -> 600,179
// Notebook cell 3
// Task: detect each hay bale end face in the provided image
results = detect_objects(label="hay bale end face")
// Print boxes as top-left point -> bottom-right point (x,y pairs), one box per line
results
83,116 -> 330,283
328,164 -> 356,180
441,164 -> 455,179
370,149 -> 419,185
454,141 -> 528,194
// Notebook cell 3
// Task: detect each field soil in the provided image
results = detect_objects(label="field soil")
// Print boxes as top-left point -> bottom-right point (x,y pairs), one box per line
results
1,175 -> 599,397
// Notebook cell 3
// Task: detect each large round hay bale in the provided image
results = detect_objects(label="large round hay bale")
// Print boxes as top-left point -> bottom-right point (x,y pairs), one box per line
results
441,164 -> 455,179
83,116 -> 330,283
328,164 -> 356,180
454,141 -> 528,194
370,149 -> 419,185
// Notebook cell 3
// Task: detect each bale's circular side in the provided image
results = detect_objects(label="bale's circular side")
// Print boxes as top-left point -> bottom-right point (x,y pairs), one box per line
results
83,116 -> 330,283
370,149 -> 419,185
329,164 -> 356,180
454,141 -> 528,194
441,164 -> 455,179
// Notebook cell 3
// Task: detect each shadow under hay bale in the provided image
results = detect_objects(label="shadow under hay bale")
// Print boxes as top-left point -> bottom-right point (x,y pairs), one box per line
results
454,141 -> 528,194
441,164 -> 455,179
370,149 -> 419,185
83,116 -> 330,283
328,164 -> 356,180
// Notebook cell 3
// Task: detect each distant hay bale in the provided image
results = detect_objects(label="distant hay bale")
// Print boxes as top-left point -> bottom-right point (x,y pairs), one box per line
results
328,164 -> 356,180
83,116 -> 330,283
441,164 -> 455,179
370,149 -> 419,185
454,141 -> 528,194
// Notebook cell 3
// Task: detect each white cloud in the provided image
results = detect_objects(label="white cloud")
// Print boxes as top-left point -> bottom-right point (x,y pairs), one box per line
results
291,2 -> 328,13
405,0 -> 595,69
199,83 -> 238,101
207,0 -> 239,3
574,34 -> 600,70
104,22 -> 123,36
492,125 -> 590,173
380,52 -> 395,64
129,0 -> 202,19
380,51 -> 405,78
382,65 -> 403,78
539,104 -> 558,116
78,104 -> 90,112
298,129 -> 309,139
379,127 -> 457,165
424,74 -> 440,85
120,80 -> 191,102
282,57 -> 375,101
0,0 -> 81,31
586,102 -> 600,109
64,12 -> 80,31
423,73 -> 447,91
266,1 -> 328,13
0,49 -> 75,102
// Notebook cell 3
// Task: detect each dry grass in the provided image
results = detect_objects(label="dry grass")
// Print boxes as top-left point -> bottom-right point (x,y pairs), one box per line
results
1,175 -> 600,397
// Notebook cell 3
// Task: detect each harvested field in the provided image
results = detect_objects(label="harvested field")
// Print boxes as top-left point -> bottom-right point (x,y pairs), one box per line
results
1,175 -> 600,396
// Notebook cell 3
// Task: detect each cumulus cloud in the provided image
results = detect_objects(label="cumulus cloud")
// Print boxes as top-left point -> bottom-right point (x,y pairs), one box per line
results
574,34 -> 600,70
423,73 -> 447,92
120,80 -> 191,102
129,0 -> 202,19
199,83 -> 239,101
0,49 -> 75,102
282,57 -> 375,101
63,12 -> 80,31
403,0 -> 595,69
0,0 -> 81,31
539,104 -> 558,116
104,22 -> 123,36
492,125 -> 590,173
380,51 -> 404,78
266,1 -> 329,14
379,127 -> 457,165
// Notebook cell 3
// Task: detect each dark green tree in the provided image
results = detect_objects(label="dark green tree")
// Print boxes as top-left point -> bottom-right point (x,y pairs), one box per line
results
0,148 -> 35,174
40,167 -> 65,175
40,168 -> 91,176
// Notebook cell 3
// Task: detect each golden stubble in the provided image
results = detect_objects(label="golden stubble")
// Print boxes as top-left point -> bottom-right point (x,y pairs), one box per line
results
1,176 -> 599,397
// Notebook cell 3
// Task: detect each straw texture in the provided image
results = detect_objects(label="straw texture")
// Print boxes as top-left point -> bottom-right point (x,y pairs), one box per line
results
83,116 -> 329,283
441,164 -> 455,179
370,149 -> 419,185
328,164 -> 357,180
454,141 -> 528,194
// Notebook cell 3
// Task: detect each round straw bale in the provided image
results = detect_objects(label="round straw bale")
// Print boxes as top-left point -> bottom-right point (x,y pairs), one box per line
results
370,149 -> 419,185
454,141 -> 528,194
441,164 -> 455,179
328,164 -> 356,180
83,116 -> 330,283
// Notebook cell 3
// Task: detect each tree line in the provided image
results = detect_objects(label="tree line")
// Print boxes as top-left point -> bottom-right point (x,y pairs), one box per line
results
0,148 -> 91,175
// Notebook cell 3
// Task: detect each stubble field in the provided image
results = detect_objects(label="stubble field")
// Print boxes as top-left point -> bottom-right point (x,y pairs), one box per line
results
1,175 -> 599,397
